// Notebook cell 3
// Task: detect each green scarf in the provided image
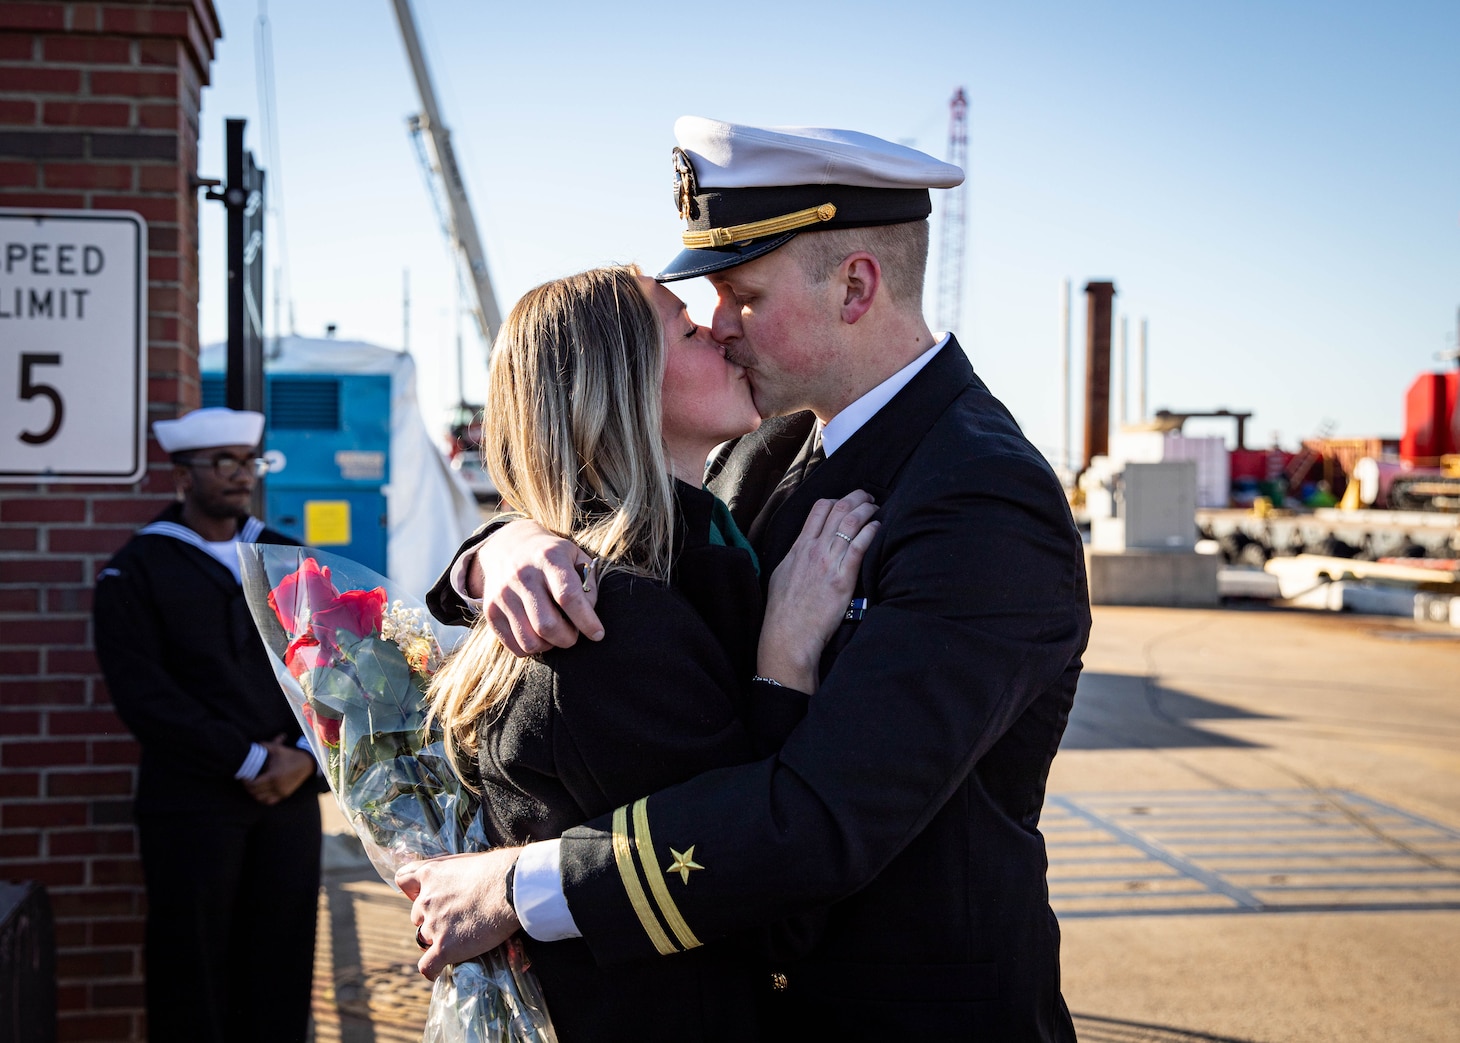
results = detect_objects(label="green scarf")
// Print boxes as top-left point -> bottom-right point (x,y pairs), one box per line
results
706,493 -> 759,575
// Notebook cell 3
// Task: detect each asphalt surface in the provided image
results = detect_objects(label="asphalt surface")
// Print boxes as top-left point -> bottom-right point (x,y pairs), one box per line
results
1054,606 -> 1460,1043
309,604 -> 1460,1041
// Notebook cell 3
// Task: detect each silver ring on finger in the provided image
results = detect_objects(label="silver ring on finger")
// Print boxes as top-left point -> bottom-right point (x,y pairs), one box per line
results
833,531 -> 853,544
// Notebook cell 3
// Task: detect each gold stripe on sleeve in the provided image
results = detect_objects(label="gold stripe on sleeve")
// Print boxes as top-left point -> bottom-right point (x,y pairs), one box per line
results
611,804 -> 678,956
631,798 -> 703,951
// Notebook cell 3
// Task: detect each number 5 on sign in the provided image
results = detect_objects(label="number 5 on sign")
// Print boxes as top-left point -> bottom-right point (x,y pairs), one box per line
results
18,353 -> 64,445
1,210 -> 147,484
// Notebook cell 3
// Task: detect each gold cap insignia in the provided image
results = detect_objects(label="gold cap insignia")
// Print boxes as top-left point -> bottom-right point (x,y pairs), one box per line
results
665,845 -> 703,885
672,147 -> 699,222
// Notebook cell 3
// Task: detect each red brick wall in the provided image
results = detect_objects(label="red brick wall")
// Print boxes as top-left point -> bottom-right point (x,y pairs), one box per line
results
0,3 -> 220,1038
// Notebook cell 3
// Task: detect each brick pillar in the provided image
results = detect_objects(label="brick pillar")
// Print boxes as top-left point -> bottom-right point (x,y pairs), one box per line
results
0,3 -> 220,1039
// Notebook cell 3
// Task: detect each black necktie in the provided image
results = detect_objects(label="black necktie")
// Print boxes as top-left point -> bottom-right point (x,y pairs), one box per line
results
801,427 -> 825,481
748,425 -> 823,547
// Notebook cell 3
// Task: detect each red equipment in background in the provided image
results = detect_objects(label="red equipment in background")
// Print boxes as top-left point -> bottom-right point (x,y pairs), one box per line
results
1390,371 -> 1460,511
1402,371 -> 1460,465
1216,368 -> 1459,512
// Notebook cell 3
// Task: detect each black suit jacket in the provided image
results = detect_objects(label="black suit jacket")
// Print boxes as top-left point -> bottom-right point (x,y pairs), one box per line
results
551,340 -> 1091,1040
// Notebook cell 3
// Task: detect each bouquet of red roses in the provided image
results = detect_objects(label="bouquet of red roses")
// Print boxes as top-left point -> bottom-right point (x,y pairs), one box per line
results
238,544 -> 556,1043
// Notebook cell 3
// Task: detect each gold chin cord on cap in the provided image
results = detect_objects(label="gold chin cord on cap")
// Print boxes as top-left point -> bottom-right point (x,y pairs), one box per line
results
681,203 -> 837,249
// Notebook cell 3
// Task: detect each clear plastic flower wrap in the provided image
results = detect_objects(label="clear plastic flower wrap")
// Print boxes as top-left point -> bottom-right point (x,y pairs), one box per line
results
237,544 -> 557,1043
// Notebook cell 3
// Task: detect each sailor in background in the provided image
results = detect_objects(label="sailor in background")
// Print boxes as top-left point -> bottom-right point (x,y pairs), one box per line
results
93,407 -> 320,1043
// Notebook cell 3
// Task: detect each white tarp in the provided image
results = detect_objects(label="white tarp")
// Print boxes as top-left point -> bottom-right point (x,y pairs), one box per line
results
201,336 -> 480,601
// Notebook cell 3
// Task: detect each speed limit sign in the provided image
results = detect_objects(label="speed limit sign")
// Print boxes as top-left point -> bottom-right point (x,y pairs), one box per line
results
1,209 -> 147,483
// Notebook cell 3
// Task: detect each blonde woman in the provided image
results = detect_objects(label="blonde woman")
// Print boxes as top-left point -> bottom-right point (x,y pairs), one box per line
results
417,266 -> 876,1041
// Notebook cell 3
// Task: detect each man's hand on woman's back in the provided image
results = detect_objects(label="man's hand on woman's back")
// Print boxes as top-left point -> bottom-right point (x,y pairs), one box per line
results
471,519 -> 603,656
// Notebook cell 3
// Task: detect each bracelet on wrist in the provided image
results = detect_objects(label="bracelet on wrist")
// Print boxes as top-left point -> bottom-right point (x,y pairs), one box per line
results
752,675 -> 784,688
504,859 -> 518,912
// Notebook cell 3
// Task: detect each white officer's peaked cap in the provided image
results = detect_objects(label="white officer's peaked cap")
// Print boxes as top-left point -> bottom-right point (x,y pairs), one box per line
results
676,116 -> 965,192
154,407 -> 264,454
659,116 -> 964,282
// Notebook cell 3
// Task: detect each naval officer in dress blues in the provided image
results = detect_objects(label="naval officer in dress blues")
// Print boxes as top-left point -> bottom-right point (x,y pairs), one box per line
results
404,117 -> 1092,1041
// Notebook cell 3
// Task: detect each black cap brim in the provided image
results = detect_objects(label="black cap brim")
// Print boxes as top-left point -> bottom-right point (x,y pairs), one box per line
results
655,232 -> 799,283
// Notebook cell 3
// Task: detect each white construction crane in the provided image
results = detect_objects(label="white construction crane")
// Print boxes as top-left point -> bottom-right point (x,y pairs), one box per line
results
389,0 -> 504,499
389,0 -> 502,351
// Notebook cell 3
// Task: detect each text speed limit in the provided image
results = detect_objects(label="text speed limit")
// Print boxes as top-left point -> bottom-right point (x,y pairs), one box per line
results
1,209 -> 147,483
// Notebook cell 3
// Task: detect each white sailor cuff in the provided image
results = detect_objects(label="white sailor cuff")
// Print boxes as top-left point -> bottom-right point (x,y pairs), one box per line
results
234,742 -> 268,781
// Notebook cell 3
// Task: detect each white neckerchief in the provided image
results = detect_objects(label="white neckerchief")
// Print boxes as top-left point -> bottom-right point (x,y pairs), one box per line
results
137,516 -> 266,583
820,334 -> 950,457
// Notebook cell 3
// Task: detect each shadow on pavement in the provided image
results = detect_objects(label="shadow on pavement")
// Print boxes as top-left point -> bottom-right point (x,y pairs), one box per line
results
1062,672 -> 1275,751
1073,1012 -> 1268,1042
310,830 -> 432,1043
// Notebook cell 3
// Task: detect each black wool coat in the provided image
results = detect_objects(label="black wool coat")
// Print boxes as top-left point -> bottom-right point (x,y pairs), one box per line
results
472,481 -> 806,1043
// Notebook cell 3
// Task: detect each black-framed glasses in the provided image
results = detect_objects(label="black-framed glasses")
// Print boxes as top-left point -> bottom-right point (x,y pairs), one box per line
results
182,454 -> 270,478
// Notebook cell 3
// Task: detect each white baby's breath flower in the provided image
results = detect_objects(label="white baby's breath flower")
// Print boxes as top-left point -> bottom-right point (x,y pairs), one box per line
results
381,600 -> 439,673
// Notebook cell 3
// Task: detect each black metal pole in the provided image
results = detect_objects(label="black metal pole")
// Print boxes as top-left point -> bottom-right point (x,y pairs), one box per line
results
217,118 -> 267,517
223,118 -> 265,415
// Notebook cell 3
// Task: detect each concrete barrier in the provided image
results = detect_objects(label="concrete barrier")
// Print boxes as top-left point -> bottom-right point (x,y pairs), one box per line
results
1084,548 -> 1221,607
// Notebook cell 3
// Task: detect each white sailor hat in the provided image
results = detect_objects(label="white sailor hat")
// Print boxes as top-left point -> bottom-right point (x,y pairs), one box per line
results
153,407 -> 265,454
658,116 -> 965,282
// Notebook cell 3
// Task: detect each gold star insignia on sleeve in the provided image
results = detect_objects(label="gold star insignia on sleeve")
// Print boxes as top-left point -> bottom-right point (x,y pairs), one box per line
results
665,846 -> 703,885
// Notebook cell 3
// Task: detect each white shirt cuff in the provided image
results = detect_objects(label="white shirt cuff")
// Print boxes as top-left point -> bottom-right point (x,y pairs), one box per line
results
235,741 -> 268,781
513,839 -> 580,941
449,547 -> 485,614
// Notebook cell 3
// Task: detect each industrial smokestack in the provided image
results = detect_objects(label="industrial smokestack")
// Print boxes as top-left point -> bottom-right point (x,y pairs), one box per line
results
1139,318 -> 1148,422
1118,314 -> 1129,426
1060,279 -> 1072,478
1082,280 -> 1116,471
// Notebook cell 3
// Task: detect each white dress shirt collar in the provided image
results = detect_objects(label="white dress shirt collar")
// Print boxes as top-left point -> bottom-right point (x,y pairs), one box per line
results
819,333 -> 950,457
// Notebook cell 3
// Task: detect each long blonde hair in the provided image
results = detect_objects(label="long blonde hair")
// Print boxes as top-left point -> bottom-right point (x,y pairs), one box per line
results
425,266 -> 676,782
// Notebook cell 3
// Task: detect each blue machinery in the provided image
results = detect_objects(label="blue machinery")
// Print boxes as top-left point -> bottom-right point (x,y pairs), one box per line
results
202,372 -> 391,574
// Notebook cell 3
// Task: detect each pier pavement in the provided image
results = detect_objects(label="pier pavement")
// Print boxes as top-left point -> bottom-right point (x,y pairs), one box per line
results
310,605 -> 1460,1041
1054,606 -> 1460,1042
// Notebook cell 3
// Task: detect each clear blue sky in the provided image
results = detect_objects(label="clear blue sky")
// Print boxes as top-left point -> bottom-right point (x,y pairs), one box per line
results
198,0 -> 1460,466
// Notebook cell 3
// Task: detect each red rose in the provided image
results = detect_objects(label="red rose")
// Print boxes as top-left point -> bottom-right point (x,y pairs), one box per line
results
283,632 -> 326,679
268,557 -> 338,635
301,703 -> 341,748
310,586 -> 387,646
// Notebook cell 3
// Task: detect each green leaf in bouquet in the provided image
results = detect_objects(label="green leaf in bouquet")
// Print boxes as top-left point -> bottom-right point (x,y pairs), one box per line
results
413,736 -> 457,779
340,726 -> 414,788
306,662 -> 370,716
348,634 -> 429,737
321,742 -> 343,788
411,737 -> 486,838
336,714 -> 370,788
350,753 -> 458,850
358,795 -> 439,847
